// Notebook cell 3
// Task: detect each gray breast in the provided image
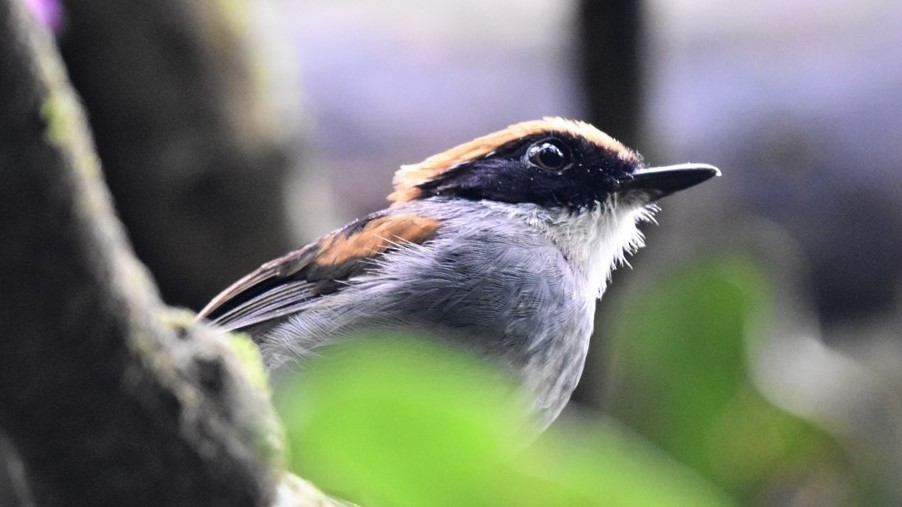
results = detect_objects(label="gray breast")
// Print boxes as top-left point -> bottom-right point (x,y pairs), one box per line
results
264,199 -> 595,426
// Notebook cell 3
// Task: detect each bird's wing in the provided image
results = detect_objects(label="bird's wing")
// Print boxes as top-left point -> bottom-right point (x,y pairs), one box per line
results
196,212 -> 441,331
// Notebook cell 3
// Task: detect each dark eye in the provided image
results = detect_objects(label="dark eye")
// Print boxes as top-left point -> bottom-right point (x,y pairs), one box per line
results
526,140 -> 570,171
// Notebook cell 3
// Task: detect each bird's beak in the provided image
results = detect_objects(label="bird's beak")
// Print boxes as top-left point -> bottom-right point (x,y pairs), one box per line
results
618,163 -> 720,199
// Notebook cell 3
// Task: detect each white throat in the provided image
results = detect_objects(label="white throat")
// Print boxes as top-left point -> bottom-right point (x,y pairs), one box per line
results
485,199 -> 655,301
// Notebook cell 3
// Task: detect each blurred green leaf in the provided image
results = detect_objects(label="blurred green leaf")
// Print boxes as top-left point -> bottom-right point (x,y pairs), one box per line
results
275,335 -> 529,507
523,416 -> 735,507
607,255 -> 852,501
276,335 -> 733,507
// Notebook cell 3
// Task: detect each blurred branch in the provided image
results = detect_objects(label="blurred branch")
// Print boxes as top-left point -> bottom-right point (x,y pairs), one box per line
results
577,0 -> 643,147
0,1 -> 299,504
57,0 -> 296,310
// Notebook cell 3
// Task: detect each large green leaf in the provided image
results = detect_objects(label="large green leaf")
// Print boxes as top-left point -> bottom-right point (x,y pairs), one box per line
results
276,336 -> 733,507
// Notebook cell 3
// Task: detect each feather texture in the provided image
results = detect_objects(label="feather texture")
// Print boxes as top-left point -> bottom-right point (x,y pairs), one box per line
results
197,213 -> 440,329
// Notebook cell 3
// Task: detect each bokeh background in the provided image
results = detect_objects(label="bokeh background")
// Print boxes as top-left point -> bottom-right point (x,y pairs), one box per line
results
26,0 -> 902,504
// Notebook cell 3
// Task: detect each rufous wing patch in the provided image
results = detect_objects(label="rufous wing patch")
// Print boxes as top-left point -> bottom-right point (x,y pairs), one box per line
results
315,214 -> 440,266
388,117 -> 638,205
196,213 -> 441,325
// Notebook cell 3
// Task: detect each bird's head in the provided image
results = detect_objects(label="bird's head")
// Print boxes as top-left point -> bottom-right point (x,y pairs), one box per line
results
388,117 -> 718,212
387,117 -> 720,299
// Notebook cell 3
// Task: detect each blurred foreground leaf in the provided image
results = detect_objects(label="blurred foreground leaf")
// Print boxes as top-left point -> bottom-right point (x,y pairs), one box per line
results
607,255 -> 855,502
276,336 -> 732,507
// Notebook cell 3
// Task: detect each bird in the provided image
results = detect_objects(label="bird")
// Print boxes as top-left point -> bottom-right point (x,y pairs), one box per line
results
197,117 -> 719,428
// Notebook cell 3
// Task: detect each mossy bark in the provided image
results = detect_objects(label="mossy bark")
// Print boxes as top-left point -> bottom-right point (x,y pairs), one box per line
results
0,1 -> 286,504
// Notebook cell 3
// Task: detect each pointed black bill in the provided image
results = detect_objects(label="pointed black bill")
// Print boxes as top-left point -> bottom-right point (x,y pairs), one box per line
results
619,163 -> 720,199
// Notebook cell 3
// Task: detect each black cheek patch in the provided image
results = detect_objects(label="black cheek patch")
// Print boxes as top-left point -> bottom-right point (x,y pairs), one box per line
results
419,157 -> 623,210
414,132 -> 640,210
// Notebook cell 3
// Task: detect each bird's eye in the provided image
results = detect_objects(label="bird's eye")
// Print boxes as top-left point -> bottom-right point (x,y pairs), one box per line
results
526,140 -> 570,172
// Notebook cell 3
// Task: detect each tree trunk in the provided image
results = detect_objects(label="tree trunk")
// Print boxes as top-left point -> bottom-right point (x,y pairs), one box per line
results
0,1 -> 281,504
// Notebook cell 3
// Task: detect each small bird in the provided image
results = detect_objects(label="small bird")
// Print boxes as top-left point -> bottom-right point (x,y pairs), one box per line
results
198,117 -> 719,428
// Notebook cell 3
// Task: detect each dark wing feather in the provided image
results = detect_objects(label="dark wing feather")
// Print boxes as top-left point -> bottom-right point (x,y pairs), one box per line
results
196,212 -> 440,331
